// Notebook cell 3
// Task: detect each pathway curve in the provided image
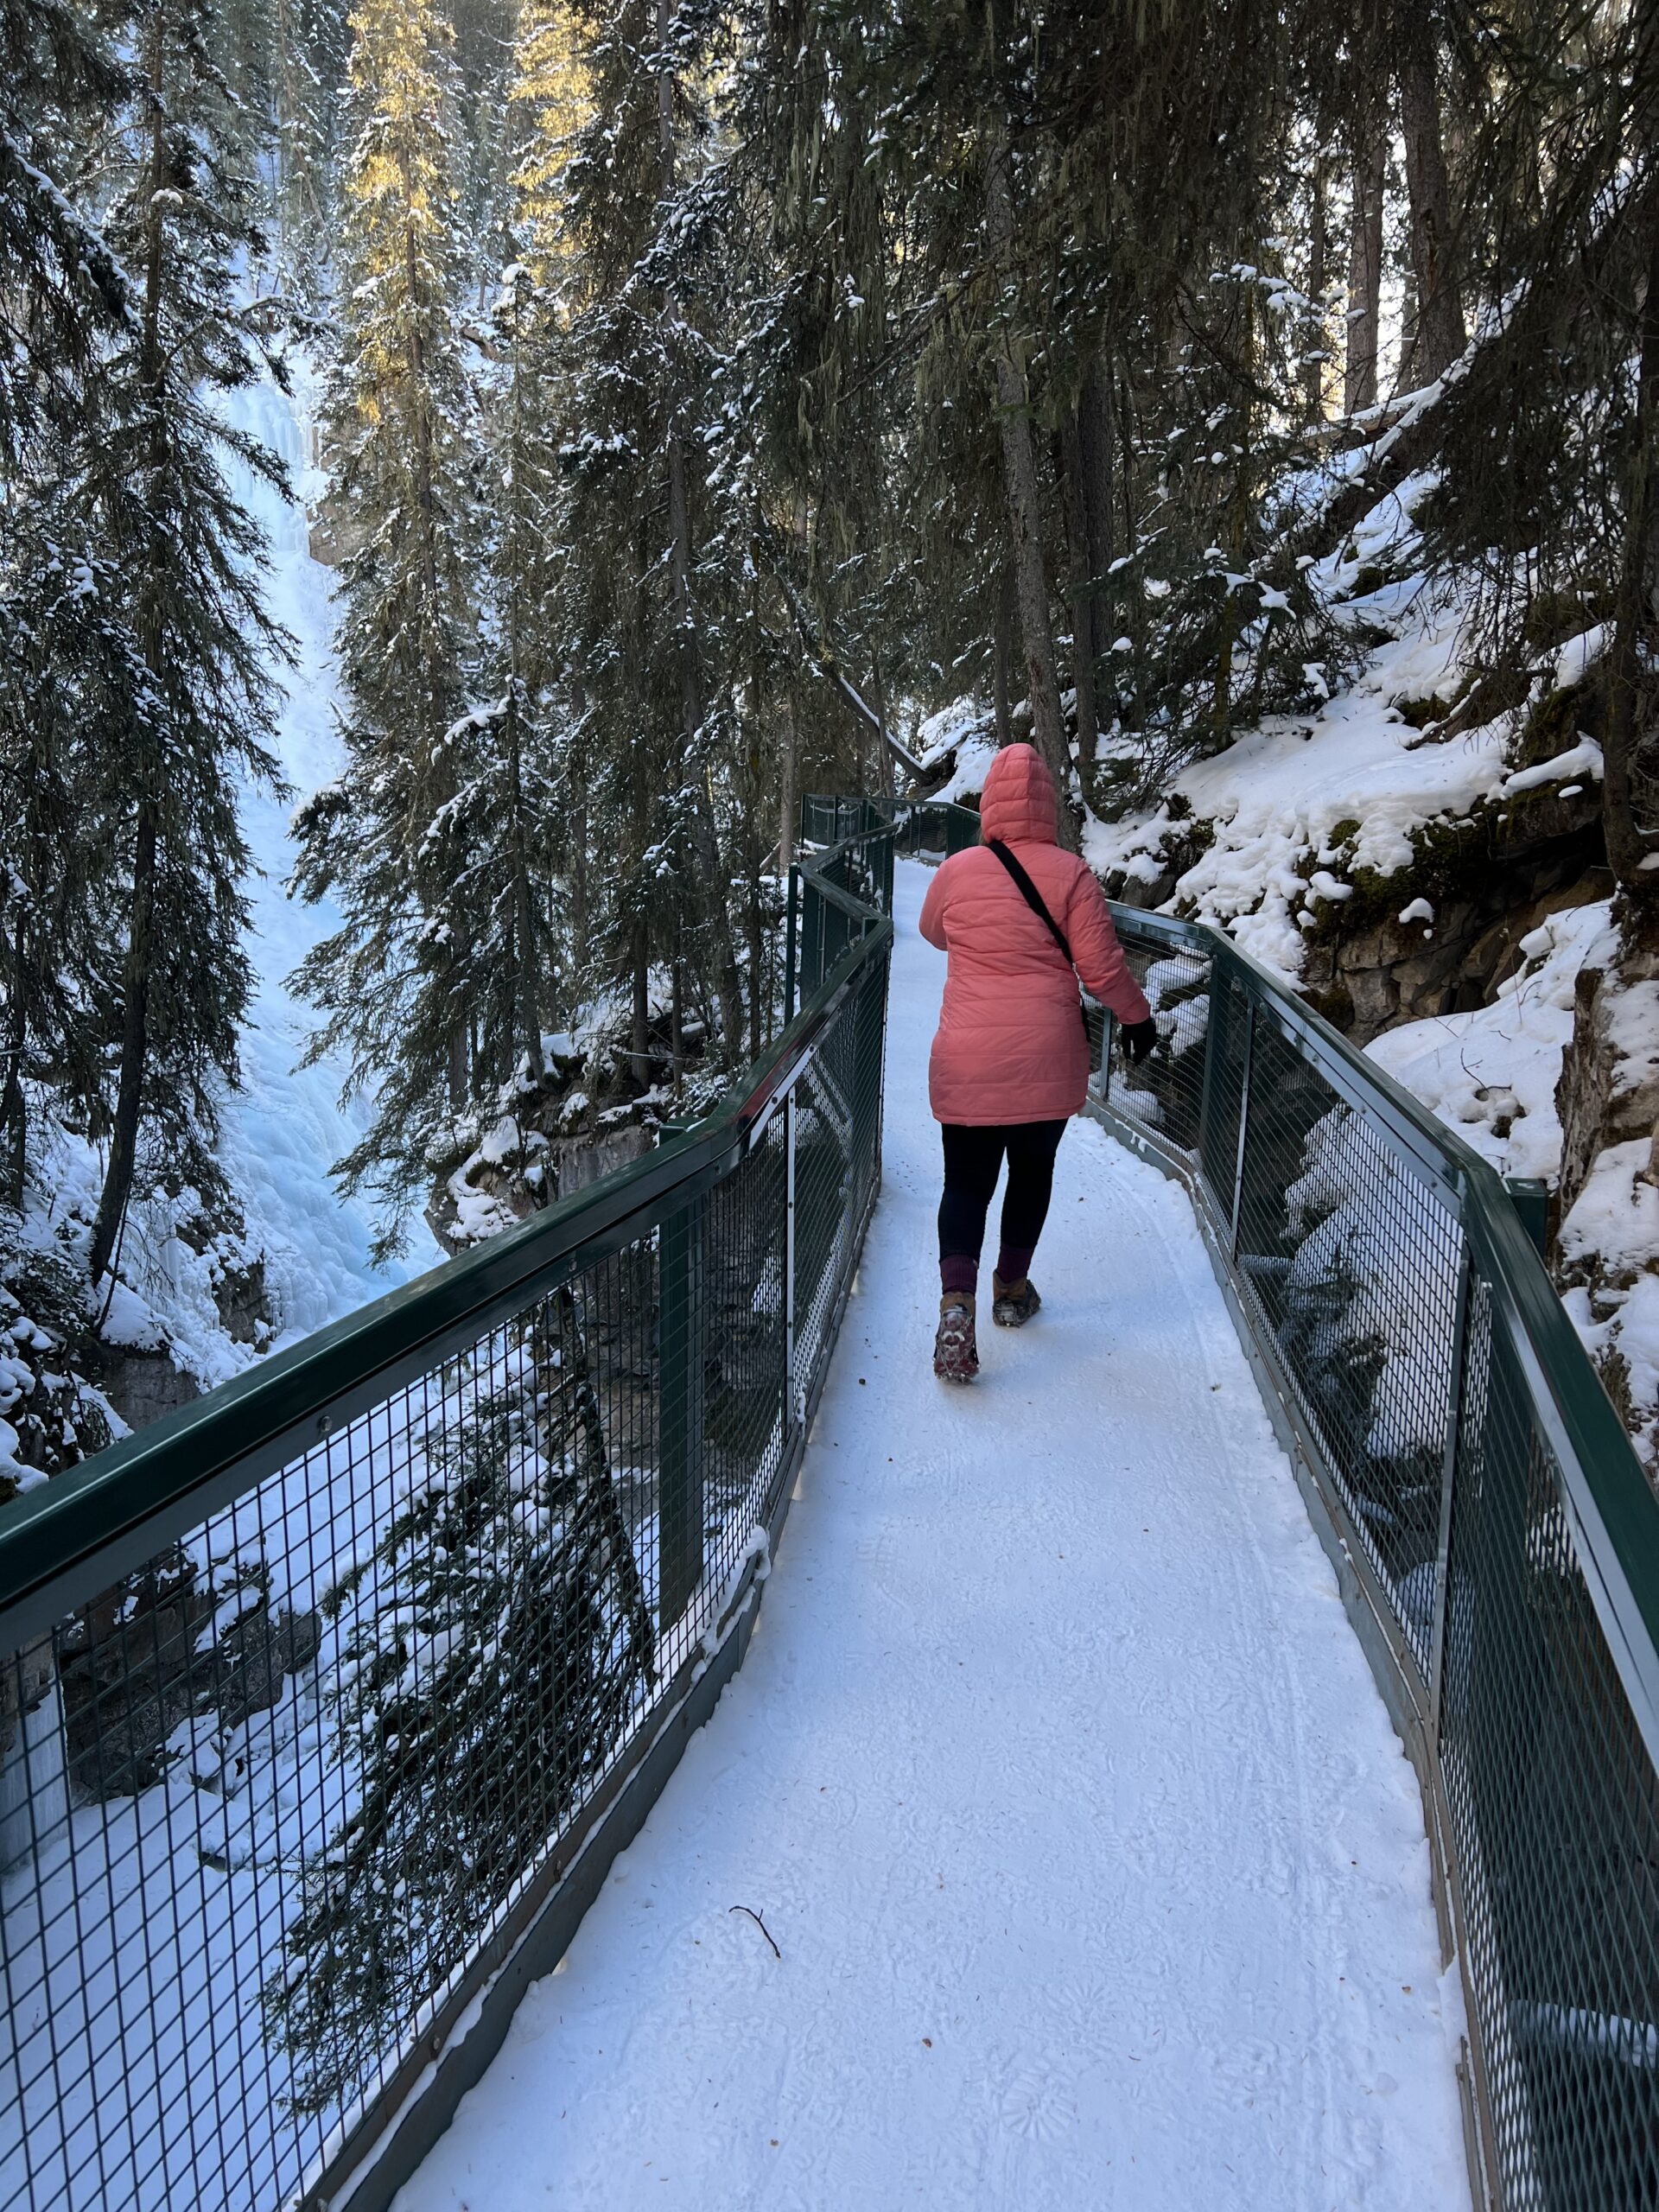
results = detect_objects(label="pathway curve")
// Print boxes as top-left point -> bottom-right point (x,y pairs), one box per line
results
396,860 -> 1468,2212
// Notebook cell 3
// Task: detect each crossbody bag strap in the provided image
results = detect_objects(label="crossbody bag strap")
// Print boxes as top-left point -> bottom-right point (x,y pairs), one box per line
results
987,839 -> 1077,969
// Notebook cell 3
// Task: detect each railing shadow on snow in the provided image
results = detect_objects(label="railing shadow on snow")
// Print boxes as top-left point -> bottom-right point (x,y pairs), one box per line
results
0,824 -> 893,2212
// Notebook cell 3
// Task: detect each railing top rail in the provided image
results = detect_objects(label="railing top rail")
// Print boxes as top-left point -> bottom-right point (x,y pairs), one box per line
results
0,830 -> 896,1655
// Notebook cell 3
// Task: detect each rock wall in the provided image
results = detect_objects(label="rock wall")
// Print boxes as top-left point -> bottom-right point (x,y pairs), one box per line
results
1545,919 -> 1659,1487
1305,818 -> 1611,1042
1554,938 -> 1659,1223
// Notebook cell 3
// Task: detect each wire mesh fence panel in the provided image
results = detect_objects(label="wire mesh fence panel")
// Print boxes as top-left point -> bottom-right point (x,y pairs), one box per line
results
692,1113 -> 791,1606
1230,1015 -> 1462,1675
1438,1277 -> 1659,2212
1096,929 -> 1212,1160
0,1245 -> 670,2212
791,1004 -> 862,1407
887,803 -> 948,859
1197,956 -> 1249,1211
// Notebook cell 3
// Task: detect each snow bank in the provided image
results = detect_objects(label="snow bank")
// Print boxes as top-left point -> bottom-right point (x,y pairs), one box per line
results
913,696 -> 997,806
1084,588 -> 1512,977
1367,899 -> 1617,1185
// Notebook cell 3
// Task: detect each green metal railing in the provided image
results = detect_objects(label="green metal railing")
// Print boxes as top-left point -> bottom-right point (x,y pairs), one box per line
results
0,823 -> 895,2212
1089,895 -> 1659,2211
8,783 -> 1656,2211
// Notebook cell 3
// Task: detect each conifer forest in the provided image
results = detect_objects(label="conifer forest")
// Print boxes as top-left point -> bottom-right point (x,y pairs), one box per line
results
0,0 -> 1657,1463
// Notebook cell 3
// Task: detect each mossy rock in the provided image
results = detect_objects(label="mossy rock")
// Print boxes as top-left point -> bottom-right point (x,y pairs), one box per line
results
1522,587 -> 1612,654
1345,563 -> 1393,600
1515,677 -> 1602,768
1331,813 -> 1489,931
1390,692 -> 1452,730
1305,981 -> 1356,1032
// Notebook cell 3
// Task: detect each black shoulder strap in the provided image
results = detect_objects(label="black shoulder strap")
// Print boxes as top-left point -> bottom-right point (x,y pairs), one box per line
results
988,839 -> 1075,969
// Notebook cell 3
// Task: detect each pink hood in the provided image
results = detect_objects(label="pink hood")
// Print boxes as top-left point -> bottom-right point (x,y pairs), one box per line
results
978,743 -> 1058,848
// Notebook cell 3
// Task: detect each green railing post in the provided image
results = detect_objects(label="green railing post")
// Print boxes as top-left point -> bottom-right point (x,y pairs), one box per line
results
1228,996 -> 1255,1260
1195,948 -> 1225,1203
785,863 -> 799,1023
1427,1242 -> 1472,1732
658,1188 -> 705,1630
802,873 -> 823,1000
1503,1176 -> 1549,1258
784,1086 -> 799,1427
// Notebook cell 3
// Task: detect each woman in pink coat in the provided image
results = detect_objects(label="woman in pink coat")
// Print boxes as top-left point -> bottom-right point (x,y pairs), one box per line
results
918,744 -> 1155,1382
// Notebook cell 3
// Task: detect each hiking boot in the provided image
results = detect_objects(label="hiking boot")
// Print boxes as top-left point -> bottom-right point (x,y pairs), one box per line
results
933,1294 -> 978,1382
992,1274 -> 1041,1328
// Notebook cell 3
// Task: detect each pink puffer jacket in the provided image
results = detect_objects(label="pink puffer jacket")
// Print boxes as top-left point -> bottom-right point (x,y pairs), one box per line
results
919,745 -> 1153,1126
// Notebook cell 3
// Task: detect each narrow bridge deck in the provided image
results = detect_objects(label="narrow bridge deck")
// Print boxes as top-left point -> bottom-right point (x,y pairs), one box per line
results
396,862 -> 1468,2211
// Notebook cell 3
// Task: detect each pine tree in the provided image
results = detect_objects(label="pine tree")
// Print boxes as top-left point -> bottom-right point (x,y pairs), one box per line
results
78,0 -> 292,1285
506,0 -> 588,288
0,513 -> 137,1206
461,264 -> 567,1106
271,0 -> 349,302
0,0 -> 131,465
551,0 -> 748,1083
0,1 -> 136,1204
291,0 -> 486,1248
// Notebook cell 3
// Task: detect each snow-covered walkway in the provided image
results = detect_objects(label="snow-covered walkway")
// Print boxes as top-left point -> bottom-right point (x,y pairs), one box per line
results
396,861 -> 1468,2212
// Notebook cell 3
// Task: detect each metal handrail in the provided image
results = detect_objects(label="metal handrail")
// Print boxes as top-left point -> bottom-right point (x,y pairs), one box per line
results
0,873 -> 889,1655
1106,906 -> 1659,1766
1077,884 -> 1659,2212
0,819 -> 898,2212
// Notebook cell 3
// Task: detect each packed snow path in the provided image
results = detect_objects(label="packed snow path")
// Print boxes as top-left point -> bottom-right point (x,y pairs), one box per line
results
397,861 -> 1468,2212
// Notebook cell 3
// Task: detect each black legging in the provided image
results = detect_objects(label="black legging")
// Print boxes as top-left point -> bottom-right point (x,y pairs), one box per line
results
938,1120 -> 1066,1286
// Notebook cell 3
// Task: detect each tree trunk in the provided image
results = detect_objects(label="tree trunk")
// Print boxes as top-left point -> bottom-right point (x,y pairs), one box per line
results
506,690 -> 544,1087
1078,351 -> 1115,672
982,130 -> 1076,846
671,950 -> 683,1103
1344,115 -> 1386,416
91,811 -> 155,1285
1057,410 -> 1099,809
1397,11 -> 1465,385
1304,157 -> 1328,421
92,8 -> 167,1287
745,883 -> 763,1058
992,561 -> 1014,747
778,687 -> 798,872
658,0 -> 745,1055
1603,186 -> 1659,896
1,915 -> 28,1211
872,652 -> 895,799
446,1020 -> 468,1117
630,920 -> 651,1090
569,672 -> 590,966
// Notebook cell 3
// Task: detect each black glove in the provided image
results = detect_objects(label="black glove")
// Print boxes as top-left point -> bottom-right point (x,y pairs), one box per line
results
1119,1016 -> 1159,1066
